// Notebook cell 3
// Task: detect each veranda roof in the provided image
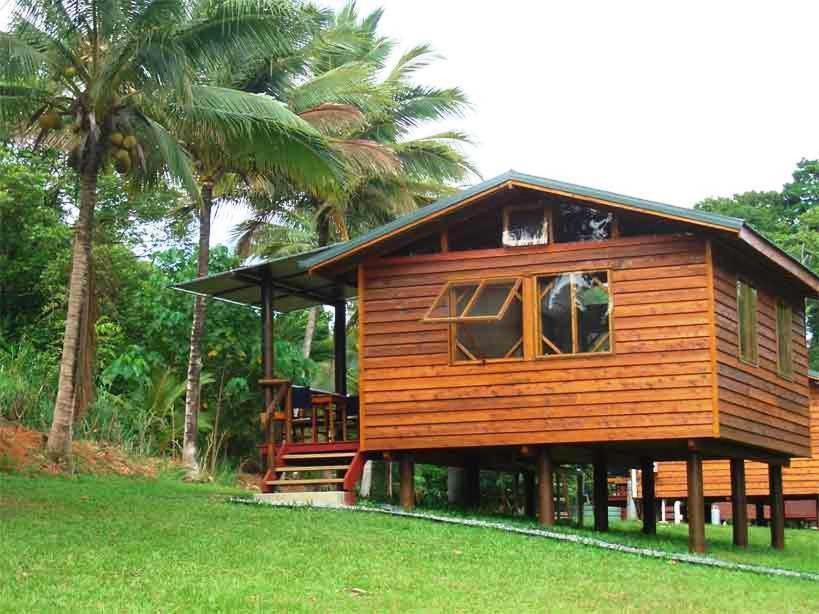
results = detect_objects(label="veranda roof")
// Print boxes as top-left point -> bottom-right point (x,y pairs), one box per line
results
172,245 -> 356,311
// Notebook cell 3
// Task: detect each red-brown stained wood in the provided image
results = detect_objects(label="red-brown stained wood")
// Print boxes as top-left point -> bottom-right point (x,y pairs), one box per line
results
712,247 -> 811,457
359,236 -> 716,451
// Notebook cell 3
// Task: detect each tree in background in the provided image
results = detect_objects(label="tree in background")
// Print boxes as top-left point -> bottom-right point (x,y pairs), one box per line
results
149,3 -> 347,477
0,0 -> 341,464
696,159 -> 819,369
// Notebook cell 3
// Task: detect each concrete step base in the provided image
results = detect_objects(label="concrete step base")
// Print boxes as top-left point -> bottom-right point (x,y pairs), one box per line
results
254,491 -> 350,508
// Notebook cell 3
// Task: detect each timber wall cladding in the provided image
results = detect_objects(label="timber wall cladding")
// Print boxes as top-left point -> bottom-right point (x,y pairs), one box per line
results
654,382 -> 819,499
359,235 -> 716,451
712,247 -> 811,457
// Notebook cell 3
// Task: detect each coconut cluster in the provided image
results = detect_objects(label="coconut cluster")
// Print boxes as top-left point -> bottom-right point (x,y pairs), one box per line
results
109,132 -> 139,173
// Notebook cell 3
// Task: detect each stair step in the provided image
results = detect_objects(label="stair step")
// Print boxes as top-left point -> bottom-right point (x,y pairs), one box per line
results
275,465 -> 350,472
283,452 -> 356,460
266,478 -> 345,486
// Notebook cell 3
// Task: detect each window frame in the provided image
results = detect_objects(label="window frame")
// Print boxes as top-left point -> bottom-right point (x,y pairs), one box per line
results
421,277 -> 523,324
446,276 -> 527,365
736,278 -> 759,367
502,203 -> 553,247
775,298 -> 794,380
534,269 -> 614,359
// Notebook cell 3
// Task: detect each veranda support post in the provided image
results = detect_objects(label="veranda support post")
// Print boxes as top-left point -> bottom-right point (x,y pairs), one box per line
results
730,458 -> 748,547
334,301 -> 346,396
260,271 -> 274,470
687,451 -> 706,554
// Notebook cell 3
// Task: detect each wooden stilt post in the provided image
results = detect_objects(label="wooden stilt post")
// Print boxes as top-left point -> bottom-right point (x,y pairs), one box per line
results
640,457 -> 656,535
687,451 -> 706,554
575,471 -> 584,527
524,471 -> 535,518
768,463 -> 785,550
399,454 -> 414,511
537,447 -> 555,526
465,460 -> 480,509
554,470 -> 561,521
593,451 -> 608,532
730,459 -> 748,547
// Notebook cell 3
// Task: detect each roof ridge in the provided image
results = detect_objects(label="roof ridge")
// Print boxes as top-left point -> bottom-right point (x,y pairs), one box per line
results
507,171 -> 745,226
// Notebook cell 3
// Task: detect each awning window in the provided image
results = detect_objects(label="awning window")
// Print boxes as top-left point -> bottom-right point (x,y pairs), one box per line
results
422,278 -> 522,323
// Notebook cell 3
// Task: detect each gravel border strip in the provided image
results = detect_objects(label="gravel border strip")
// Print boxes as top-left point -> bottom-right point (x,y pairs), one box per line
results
229,496 -> 819,582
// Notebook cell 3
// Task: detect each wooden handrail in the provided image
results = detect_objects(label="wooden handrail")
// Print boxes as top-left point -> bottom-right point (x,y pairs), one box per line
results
258,379 -> 292,469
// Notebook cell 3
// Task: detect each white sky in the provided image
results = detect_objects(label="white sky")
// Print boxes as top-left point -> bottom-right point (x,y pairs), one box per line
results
5,2 -> 819,247
215,0 -> 819,245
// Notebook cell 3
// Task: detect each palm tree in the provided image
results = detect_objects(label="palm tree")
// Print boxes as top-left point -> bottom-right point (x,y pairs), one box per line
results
0,0 -> 339,464
234,3 -> 476,358
237,1 -> 476,257
166,8 -> 402,476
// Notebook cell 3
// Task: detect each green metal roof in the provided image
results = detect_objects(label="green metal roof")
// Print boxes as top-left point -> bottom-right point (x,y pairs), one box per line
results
302,170 -> 745,271
174,169 -> 819,308
810,370 -> 819,381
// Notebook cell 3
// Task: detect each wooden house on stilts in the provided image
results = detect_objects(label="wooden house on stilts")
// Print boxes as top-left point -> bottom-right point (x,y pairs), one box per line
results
175,171 -> 819,553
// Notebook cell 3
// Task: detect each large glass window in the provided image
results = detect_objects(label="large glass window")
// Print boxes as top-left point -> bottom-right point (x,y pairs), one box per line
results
736,280 -> 758,365
776,299 -> 793,378
537,271 -> 611,356
422,278 -> 524,361
554,203 -> 613,242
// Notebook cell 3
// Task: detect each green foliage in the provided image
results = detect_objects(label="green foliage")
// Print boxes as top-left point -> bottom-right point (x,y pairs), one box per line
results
0,146 -> 70,338
696,159 -> 819,369
0,338 -> 57,430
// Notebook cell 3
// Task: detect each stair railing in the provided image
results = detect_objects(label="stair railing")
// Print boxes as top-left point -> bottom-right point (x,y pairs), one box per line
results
258,378 -> 292,470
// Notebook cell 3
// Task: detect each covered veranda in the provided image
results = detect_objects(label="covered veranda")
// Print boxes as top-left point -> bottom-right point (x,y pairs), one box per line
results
173,247 -> 362,491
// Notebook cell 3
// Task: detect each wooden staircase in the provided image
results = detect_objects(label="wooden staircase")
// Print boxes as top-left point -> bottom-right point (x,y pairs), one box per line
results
261,441 -> 365,505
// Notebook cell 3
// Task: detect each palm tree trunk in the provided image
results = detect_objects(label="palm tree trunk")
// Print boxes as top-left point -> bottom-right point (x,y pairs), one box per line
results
182,184 -> 213,476
302,306 -> 318,358
47,168 -> 97,463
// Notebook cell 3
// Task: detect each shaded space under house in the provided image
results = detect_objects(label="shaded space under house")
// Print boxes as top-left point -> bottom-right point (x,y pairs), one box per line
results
645,373 -> 819,530
175,170 -> 819,554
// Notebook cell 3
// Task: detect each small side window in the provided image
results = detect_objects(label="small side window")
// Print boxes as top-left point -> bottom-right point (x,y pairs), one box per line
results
554,203 -> 613,242
736,280 -> 758,365
776,299 -> 793,379
503,205 -> 549,246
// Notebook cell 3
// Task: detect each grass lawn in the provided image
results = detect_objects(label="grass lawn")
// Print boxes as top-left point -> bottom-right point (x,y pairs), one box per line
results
408,505 -> 819,575
1,473 -> 818,613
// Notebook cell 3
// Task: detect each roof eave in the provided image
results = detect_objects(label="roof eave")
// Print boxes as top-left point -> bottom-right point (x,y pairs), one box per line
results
738,225 -> 819,296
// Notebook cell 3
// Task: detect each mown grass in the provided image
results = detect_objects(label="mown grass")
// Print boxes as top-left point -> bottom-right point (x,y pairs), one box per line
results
1,473 -> 818,613
397,504 -> 819,574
